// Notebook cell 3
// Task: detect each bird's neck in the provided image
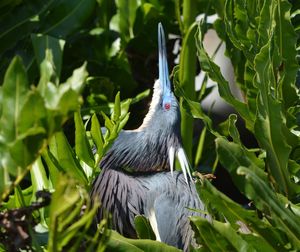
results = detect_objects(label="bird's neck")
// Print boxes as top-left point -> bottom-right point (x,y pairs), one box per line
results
100,129 -> 182,173
137,80 -> 162,131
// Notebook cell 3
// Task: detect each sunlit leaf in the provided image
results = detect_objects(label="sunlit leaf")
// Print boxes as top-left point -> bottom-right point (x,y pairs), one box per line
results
74,111 -> 95,168
107,230 -> 181,252
49,132 -> 87,185
134,215 -> 155,240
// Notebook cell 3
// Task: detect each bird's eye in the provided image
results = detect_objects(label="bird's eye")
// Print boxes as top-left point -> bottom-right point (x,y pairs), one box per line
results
164,103 -> 171,110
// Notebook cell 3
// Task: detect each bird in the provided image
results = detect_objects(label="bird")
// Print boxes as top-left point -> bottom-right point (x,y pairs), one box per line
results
91,23 -> 208,251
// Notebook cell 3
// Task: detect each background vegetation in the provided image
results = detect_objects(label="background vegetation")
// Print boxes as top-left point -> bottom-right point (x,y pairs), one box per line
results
0,0 -> 300,251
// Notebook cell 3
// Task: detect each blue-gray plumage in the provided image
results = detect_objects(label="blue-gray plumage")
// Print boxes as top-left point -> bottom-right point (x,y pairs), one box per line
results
91,23 -> 208,251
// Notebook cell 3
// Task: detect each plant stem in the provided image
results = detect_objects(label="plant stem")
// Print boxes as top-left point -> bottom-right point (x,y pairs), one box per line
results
180,0 -> 197,160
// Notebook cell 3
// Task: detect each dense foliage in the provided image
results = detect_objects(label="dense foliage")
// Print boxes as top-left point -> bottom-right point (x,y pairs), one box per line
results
0,0 -> 299,251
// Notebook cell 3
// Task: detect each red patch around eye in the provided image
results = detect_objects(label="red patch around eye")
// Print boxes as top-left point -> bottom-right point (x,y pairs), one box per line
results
164,103 -> 171,110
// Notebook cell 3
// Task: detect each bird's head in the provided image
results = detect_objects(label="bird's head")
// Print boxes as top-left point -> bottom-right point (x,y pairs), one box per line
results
138,23 -> 180,132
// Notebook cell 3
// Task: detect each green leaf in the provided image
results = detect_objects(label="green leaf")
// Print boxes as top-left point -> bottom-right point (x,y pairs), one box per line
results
0,56 -> 29,142
134,215 -> 156,240
254,32 -> 296,196
31,34 -> 65,81
48,175 -> 101,251
112,0 -> 139,42
90,113 -> 104,162
17,90 -> 47,135
228,114 -> 241,144
9,127 -> 46,168
237,167 -> 300,249
30,157 -> 49,226
112,92 -> 121,121
216,137 -> 265,194
174,85 -> 218,137
37,51 -> 57,97
118,112 -> 130,132
13,185 -> 27,209
49,131 -> 87,185
101,111 -> 114,131
60,201 -> 99,248
74,111 -> 95,168
30,157 -> 49,194
39,0 -> 96,38
6,90 -> 48,168
274,0 -> 299,108
196,22 -> 253,131
191,218 -> 244,252
106,230 -> 181,252
63,62 -> 88,93
0,0 -> 54,54
197,180 -> 287,251
3,186 -> 33,210
41,150 -> 62,188
0,86 -> 2,118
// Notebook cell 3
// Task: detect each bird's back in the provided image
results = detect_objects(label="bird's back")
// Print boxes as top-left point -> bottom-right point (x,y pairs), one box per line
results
91,168 -> 207,251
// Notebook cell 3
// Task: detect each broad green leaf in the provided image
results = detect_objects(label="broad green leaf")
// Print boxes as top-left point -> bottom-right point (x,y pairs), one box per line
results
8,90 -> 47,167
254,35 -> 295,196
39,0 -> 96,38
216,137 -> 265,194
31,34 -> 65,81
273,0 -> 299,108
9,126 -> 46,168
224,0 -> 259,63
191,217 -> 257,252
16,90 -> 47,135
30,157 -> 49,195
0,143 -> 17,199
0,56 -> 29,142
49,131 -> 87,185
197,180 -> 288,251
74,111 -> 95,168
191,217 -> 236,251
237,167 -> 300,249
106,230 -> 181,252
134,215 -> 156,240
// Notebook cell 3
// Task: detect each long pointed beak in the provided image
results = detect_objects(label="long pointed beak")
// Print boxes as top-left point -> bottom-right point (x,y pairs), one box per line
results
158,23 -> 171,96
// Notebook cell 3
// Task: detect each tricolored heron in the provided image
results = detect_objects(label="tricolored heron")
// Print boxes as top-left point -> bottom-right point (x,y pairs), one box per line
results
91,23 -> 207,251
